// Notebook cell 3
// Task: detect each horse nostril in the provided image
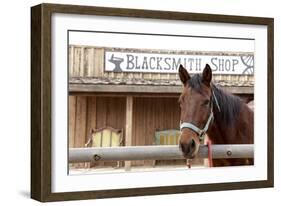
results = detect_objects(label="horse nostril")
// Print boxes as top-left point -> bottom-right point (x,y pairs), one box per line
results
179,142 -> 184,152
191,139 -> 196,148
180,142 -> 190,155
179,138 -> 196,158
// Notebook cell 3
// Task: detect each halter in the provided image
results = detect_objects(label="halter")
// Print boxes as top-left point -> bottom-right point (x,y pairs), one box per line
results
180,90 -> 220,142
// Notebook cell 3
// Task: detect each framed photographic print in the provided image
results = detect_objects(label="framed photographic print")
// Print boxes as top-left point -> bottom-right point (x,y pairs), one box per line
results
31,3 -> 274,202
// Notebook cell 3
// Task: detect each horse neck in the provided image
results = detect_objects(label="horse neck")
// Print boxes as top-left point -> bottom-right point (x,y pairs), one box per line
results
207,100 -> 240,144
207,112 -> 234,144
206,86 -> 243,144
207,102 -> 253,144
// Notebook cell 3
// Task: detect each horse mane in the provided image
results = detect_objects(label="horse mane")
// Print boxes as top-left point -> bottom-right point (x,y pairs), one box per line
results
187,74 -> 243,126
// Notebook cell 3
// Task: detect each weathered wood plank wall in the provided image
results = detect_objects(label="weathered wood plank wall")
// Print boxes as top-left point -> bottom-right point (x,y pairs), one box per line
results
69,96 -> 126,149
69,96 -> 184,166
132,97 -> 183,166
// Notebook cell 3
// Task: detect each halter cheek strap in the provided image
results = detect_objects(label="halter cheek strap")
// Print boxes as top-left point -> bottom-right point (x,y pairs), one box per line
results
180,111 -> 214,141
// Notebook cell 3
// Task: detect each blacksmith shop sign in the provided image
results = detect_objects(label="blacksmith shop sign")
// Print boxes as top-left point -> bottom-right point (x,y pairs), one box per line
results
105,51 -> 254,75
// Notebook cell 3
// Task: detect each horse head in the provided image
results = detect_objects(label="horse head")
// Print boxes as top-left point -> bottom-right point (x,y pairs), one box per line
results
178,64 -> 214,158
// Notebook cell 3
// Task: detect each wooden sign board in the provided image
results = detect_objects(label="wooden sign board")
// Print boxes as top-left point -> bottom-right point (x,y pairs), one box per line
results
105,51 -> 254,75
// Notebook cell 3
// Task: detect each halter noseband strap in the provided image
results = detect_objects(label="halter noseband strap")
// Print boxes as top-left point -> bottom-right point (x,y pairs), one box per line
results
180,90 -> 220,141
180,111 -> 214,141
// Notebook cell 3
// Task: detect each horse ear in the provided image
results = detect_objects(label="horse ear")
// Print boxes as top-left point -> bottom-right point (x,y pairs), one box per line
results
202,64 -> 212,86
178,64 -> 190,85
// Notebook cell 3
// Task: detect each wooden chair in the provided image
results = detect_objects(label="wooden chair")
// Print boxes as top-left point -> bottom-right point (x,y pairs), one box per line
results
153,129 -> 181,166
85,126 -> 124,168
154,129 -> 180,145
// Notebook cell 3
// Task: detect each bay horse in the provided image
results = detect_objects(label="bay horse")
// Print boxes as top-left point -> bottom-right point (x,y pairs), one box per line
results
178,64 -> 253,166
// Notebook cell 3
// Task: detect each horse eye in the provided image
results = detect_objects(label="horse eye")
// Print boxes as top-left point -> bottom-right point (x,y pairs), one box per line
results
202,100 -> 210,106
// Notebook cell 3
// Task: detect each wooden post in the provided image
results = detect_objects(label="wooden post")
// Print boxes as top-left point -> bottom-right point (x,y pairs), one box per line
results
74,96 -> 87,168
68,96 -> 76,148
203,136 -> 210,167
125,96 -> 133,171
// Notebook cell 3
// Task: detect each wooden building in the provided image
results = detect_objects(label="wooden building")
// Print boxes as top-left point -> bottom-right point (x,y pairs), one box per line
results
68,45 -> 254,169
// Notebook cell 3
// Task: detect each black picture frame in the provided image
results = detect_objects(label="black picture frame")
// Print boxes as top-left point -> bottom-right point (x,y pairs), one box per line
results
31,3 -> 274,202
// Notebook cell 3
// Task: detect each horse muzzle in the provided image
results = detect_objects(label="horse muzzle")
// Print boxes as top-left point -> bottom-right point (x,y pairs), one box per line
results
179,134 -> 200,159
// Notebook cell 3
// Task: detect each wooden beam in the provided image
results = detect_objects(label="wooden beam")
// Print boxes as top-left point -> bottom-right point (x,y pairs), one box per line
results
125,96 -> 133,171
69,144 -> 254,163
69,92 -> 181,98
68,96 -> 76,148
69,84 -> 254,94
73,96 -> 87,168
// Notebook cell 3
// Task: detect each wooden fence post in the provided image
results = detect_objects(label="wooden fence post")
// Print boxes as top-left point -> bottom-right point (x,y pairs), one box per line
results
125,96 -> 133,171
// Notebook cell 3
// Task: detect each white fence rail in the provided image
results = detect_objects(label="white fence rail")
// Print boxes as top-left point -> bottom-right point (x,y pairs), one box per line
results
69,144 -> 253,163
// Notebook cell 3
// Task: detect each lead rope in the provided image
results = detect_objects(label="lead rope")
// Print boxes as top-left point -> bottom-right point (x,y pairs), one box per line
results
207,139 -> 213,167
186,159 -> 192,168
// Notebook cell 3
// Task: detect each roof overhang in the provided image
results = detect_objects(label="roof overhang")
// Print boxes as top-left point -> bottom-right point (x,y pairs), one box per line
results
69,83 -> 253,96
